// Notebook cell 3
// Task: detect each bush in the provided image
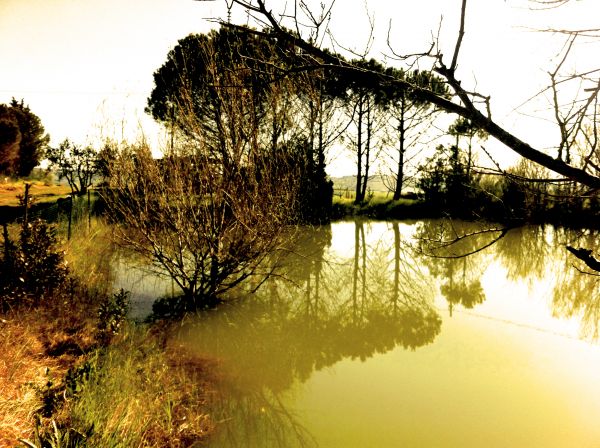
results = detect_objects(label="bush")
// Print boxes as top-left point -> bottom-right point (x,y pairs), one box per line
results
0,217 -> 68,310
96,289 -> 130,344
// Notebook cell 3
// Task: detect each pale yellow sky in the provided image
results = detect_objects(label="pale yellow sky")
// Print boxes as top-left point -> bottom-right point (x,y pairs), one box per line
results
0,0 -> 222,147
0,0 -> 597,175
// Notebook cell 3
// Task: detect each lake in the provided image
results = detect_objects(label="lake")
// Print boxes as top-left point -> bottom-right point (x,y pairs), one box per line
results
125,219 -> 600,447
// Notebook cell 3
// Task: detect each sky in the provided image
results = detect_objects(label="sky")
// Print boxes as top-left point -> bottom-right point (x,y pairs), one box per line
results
1,0 -> 598,176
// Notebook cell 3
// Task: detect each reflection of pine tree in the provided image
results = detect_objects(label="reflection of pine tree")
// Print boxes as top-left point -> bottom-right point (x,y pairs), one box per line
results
440,258 -> 485,317
415,220 -> 491,314
180,223 -> 441,393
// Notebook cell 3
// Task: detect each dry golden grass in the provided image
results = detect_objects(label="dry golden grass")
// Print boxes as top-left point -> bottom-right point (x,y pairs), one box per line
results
0,298 -> 218,447
0,180 -> 70,207
0,218 -> 219,446
0,299 -> 95,447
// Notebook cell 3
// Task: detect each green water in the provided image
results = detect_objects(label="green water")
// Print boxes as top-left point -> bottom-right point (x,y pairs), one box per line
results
166,220 -> 600,447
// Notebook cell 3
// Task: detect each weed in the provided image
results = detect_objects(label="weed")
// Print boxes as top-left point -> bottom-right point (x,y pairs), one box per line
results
96,289 -> 130,344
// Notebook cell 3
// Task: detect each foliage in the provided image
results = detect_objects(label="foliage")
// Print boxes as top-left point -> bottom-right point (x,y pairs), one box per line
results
285,137 -> 333,224
332,58 -> 388,203
104,138 -> 298,308
45,139 -> 98,196
109,25 -> 337,308
416,144 -> 482,215
94,141 -> 118,182
0,216 -> 68,310
496,158 -> 600,224
147,27 -> 333,223
146,27 -> 284,135
380,68 -> 450,200
0,114 -> 21,175
0,98 -> 50,177
332,195 -> 424,220
96,289 -> 130,344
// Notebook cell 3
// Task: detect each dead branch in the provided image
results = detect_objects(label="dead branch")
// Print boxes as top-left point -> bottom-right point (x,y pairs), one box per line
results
567,246 -> 600,273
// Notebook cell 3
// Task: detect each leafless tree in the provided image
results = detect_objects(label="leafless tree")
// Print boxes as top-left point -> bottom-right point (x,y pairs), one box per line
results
103,37 -> 303,308
219,0 -> 600,189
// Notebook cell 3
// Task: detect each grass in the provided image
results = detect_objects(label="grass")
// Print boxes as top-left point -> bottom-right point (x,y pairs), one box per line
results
0,179 -> 70,207
0,292 -> 217,447
62,217 -> 117,297
332,194 -> 430,220
0,299 -> 96,447
0,214 -> 218,447
60,324 -> 215,447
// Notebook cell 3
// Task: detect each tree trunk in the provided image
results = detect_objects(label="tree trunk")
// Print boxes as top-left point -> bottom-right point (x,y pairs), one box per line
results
360,96 -> 372,201
355,94 -> 364,203
393,95 -> 406,201
392,222 -> 400,313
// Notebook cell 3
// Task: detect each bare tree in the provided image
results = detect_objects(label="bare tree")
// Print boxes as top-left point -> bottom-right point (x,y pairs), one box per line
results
104,35 -> 303,308
219,0 -> 600,190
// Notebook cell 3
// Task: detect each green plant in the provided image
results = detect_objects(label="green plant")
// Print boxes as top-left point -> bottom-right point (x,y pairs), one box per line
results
96,289 -> 130,344
65,360 -> 96,398
19,418 -> 88,448
0,199 -> 68,309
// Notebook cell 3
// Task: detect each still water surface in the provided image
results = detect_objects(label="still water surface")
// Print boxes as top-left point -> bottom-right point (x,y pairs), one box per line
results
125,220 -> 600,447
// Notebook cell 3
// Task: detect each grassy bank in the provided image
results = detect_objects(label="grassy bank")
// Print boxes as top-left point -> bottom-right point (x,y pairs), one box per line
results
0,216 -> 218,447
0,304 -> 216,447
332,194 -> 436,220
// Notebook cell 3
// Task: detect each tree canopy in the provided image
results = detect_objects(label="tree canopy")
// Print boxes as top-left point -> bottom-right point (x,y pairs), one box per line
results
0,99 -> 49,177
45,139 -> 99,196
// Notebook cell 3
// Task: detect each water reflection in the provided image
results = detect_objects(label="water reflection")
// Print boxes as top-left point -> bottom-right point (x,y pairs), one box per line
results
178,222 -> 440,393
551,228 -> 600,338
151,220 -> 600,446
414,220 -> 491,315
176,221 -> 441,446
494,225 -> 552,282
209,389 -> 317,448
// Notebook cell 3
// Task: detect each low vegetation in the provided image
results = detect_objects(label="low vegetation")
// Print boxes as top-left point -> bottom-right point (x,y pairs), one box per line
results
0,209 -> 218,447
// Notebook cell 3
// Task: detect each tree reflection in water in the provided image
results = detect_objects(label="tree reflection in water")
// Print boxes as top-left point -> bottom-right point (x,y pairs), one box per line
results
415,220 -> 600,339
552,228 -> 600,339
414,220 -> 493,315
175,221 -> 440,447
170,220 -> 600,446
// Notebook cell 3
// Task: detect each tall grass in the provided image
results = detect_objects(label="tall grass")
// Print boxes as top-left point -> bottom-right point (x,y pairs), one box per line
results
61,324 -> 213,447
61,217 -> 116,297
1,213 -> 217,447
0,299 -> 96,447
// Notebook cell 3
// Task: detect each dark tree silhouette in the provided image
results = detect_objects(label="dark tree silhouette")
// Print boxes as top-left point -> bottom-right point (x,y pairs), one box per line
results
333,58 -> 388,203
147,26 -> 333,223
381,68 -> 450,200
0,99 -> 49,176
0,112 -> 20,175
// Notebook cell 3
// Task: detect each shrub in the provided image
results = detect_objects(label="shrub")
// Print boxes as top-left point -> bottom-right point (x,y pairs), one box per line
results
0,218 -> 68,309
96,289 -> 130,344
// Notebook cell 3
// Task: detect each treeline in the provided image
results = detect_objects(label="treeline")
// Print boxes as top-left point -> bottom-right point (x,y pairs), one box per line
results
3,25 -> 598,310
